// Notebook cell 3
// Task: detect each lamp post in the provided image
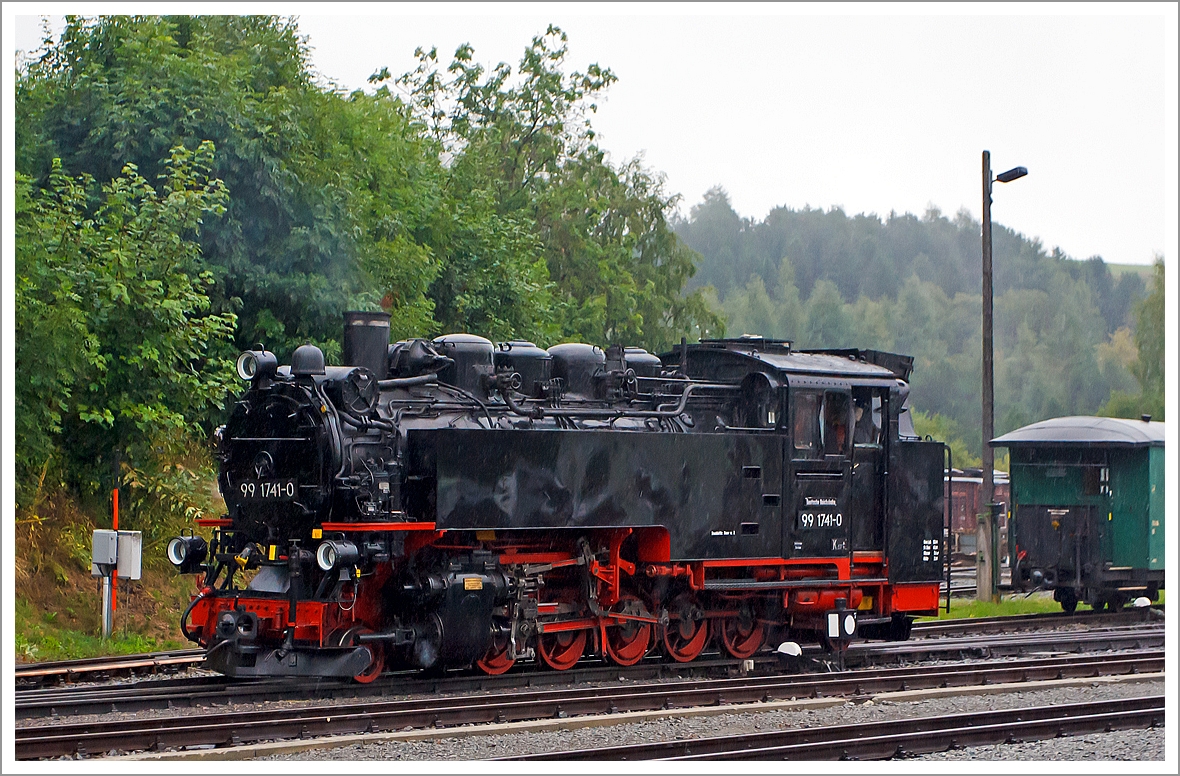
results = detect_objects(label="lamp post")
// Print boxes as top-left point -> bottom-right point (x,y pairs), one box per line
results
980,150 -> 1026,603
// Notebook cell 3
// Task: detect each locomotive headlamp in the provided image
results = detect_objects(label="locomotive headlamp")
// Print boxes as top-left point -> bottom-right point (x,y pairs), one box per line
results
166,535 -> 208,574
236,350 -> 278,381
316,540 -> 361,572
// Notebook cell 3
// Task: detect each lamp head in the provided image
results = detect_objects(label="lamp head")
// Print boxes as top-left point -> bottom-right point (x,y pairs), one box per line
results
996,166 -> 1028,183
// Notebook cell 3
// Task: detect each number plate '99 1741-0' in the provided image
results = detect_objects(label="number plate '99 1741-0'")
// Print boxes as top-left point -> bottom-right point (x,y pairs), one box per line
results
239,479 -> 297,500
797,511 -> 843,529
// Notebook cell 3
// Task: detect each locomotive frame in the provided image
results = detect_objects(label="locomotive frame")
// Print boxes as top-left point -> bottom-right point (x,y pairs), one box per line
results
171,313 -> 948,681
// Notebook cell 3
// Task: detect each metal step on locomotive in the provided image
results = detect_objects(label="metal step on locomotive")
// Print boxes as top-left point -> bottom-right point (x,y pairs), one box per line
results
168,312 -> 948,681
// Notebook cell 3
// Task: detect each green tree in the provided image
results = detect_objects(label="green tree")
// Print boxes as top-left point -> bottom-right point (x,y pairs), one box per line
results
1130,258 -> 1165,412
677,190 -> 1152,442
1102,257 -> 1165,421
911,410 -> 981,470
723,275 -> 779,339
15,143 -> 236,507
17,15 -> 444,357
802,279 -> 854,347
717,256 -> 805,342
392,26 -> 722,350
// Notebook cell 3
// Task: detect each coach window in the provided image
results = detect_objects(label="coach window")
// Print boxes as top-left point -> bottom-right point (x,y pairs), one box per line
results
792,391 -> 823,459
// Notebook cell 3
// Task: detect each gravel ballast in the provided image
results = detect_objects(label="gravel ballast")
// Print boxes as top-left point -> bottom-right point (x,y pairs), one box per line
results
253,677 -> 1164,761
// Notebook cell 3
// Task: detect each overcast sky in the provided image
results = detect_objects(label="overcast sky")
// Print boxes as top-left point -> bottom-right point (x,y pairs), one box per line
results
10,3 -> 1178,266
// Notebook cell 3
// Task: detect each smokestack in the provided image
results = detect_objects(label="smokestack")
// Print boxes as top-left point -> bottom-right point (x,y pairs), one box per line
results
343,311 -> 391,379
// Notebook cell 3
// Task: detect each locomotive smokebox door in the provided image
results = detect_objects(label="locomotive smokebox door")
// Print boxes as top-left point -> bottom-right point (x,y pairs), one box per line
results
886,440 -> 947,581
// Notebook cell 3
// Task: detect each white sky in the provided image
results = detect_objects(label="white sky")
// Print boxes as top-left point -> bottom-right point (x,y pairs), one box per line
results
8,3 -> 1177,268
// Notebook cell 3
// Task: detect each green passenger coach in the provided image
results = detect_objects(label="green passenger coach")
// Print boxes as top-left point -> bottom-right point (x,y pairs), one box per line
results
991,415 -> 1164,613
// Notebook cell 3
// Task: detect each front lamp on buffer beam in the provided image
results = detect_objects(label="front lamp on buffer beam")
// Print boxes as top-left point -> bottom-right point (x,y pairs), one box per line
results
167,534 -> 208,574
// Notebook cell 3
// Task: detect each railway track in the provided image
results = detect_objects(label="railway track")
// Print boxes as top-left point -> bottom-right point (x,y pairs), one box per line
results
16,620 -> 1164,720
15,648 -> 1164,759
910,606 -> 1161,638
855,623 -> 1164,664
15,650 -> 205,688
14,605 -> 1159,689
503,695 -> 1165,760
16,619 -> 1164,719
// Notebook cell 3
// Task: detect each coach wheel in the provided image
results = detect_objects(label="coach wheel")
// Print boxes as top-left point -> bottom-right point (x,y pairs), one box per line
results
537,629 -> 587,671
663,595 -> 709,663
604,595 -> 653,666
717,605 -> 765,659
475,627 -> 515,676
1057,587 -> 1078,614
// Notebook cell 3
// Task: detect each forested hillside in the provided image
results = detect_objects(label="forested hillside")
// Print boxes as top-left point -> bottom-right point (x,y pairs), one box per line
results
675,187 -> 1163,462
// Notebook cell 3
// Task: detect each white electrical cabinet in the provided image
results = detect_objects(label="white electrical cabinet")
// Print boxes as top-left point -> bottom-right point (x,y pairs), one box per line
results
92,529 -> 118,577
90,528 -> 143,579
116,530 -> 142,580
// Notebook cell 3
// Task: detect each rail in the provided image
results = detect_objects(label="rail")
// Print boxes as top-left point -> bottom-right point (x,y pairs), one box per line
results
15,647 -> 1164,759
505,696 -> 1164,760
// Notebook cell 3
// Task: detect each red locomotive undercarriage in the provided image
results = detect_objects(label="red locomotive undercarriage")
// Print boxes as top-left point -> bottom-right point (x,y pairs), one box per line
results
187,522 -> 938,680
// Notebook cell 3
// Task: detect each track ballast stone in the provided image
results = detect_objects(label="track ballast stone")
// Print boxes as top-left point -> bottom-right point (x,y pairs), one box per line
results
257,677 -> 1164,761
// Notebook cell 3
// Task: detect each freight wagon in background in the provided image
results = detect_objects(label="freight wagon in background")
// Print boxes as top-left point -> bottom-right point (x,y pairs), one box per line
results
947,468 -> 1010,558
992,416 -> 1165,613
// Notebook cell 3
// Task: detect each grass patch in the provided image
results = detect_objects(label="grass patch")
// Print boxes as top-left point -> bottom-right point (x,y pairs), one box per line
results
920,588 -> 1164,621
15,596 -> 188,663
920,591 -> 1092,620
15,484 -> 205,664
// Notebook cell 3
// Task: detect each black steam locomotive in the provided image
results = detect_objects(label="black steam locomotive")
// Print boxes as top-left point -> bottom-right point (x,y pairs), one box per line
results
170,313 -> 946,681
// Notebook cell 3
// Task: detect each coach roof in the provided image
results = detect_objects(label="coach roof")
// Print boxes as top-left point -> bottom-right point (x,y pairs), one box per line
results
991,416 -> 1165,448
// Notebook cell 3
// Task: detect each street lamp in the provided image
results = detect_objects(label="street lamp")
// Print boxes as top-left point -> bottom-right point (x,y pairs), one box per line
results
980,150 -> 1027,603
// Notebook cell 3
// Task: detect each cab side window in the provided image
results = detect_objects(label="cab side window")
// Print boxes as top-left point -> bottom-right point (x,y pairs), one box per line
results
793,390 -> 852,460
852,387 -> 884,447
823,391 -> 850,456
792,391 -> 822,459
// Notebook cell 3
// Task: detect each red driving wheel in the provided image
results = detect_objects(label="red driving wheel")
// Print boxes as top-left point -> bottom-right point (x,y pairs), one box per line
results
331,627 -> 385,684
716,608 -> 764,660
475,628 -> 515,675
353,642 -> 385,683
663,595 -> 709,663
536,629 -> 588,671
604,595 -> 653,666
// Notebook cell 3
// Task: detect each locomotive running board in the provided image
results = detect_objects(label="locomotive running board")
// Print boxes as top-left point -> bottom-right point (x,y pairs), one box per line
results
703,577 -> 889,591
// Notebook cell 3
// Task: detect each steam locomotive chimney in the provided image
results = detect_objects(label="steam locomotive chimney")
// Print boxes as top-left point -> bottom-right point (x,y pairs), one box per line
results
343,311 -> 391,379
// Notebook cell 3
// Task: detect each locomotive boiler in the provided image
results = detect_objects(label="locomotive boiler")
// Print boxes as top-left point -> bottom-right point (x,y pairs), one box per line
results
170,312 -> 947,681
